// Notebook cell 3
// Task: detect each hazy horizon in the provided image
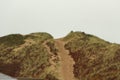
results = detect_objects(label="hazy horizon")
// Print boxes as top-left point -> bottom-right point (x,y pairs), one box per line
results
0,0 -> 120,43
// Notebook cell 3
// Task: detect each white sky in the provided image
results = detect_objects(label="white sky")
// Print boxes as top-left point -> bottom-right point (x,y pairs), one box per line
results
0,0 -> 120,43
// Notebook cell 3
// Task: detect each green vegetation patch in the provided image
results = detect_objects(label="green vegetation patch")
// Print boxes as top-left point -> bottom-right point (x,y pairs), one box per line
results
25,32 -> 53,43
0,34 -> 25,46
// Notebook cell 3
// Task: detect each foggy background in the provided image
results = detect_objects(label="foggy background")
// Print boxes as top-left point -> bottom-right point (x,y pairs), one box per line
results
0,0 -> 120,43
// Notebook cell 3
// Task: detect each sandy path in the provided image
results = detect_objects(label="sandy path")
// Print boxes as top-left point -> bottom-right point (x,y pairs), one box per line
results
55,39 -> 75,80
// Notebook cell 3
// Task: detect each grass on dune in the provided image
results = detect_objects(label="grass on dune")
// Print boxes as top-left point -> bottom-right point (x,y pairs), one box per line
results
0,32 -> 59,80
64,31 -> 120,80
